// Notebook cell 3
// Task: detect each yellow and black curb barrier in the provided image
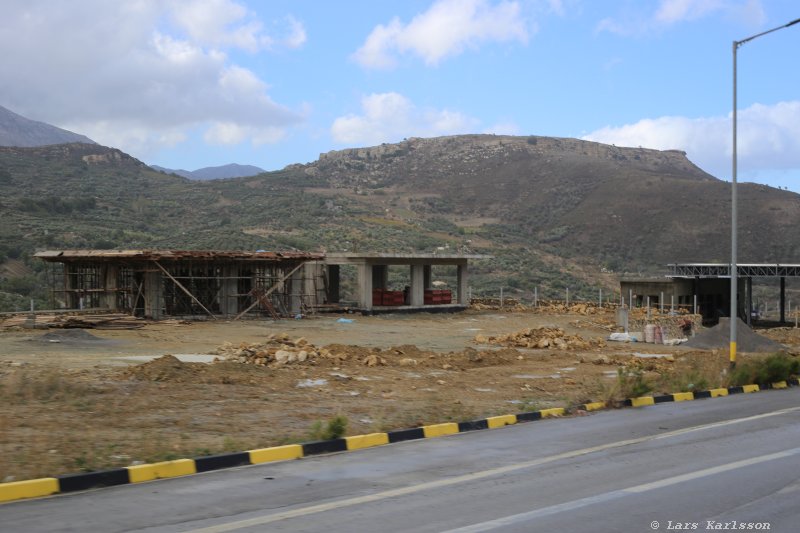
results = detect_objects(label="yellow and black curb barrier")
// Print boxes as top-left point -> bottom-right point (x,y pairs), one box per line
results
2,377 -> 798,505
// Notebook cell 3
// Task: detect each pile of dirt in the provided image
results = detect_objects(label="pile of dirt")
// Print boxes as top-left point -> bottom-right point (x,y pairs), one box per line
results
759,327 -> 800,353
121,354 -> 269,384
684,318 -> 783,353
474,326 -> 605,350
211,335 -> 519,371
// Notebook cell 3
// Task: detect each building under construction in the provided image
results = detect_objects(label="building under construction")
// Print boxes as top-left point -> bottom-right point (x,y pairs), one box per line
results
35,250 -> 325,320
36,249 -> 482,319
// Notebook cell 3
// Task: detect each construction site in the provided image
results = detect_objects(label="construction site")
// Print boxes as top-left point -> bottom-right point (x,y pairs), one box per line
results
1,249 -> 800,484
3,281 -> 800,484
32,250 -> 480,320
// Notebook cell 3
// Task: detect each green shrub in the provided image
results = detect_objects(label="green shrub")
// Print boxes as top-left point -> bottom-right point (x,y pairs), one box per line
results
728,353 -> 800,387
617,368 -> 652,398
308,415 -> 348,441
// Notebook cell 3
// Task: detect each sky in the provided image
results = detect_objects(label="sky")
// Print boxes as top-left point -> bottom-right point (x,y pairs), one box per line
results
1,0 -> 799,190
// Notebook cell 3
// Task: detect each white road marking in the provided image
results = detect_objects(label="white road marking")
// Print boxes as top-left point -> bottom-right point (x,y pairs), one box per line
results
443,446 -> 800,532
184,406 -> 800,533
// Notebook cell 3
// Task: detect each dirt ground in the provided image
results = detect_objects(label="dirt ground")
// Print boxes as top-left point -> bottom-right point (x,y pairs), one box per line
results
1,307 -> 797,483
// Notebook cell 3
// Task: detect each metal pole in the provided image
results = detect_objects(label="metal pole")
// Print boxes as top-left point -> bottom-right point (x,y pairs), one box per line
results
500,287 -> 504,308
534,286 -> 538,307
629,289 -> 633,309
660,291 -> 664,313
730,39 -> 738,368
729,16 -> 800,367
599,288 -> 602,308
566,287 -> 569,307
694,294 -> 697,316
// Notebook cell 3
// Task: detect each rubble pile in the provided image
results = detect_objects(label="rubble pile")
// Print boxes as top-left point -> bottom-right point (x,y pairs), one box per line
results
470,298 -> 527,311
212,333 -> 326,366
474,327 -> 605,350
533,302 -> 612,315
211,335 -> 518,370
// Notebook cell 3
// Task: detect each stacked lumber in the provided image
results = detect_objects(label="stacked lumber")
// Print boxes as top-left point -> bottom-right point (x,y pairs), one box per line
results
50,314 -> 146,329
0,313 -> 145,329
474,326 -> 605,350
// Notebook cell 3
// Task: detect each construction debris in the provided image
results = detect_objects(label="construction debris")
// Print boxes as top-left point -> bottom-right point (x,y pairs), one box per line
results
210,335 -> 518,370
474,326 -> 605,350
0,313 -> 146,330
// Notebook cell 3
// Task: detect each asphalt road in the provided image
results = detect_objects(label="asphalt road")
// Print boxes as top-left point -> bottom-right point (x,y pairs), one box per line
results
2,389 -> 799,532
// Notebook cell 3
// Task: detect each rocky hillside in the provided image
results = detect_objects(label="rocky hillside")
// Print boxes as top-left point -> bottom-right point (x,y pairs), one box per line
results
301,135 -> 800,267
0,105 -> 96,147
2,135 -> 800,310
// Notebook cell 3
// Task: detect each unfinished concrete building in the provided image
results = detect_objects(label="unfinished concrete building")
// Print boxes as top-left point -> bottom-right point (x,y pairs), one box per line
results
323,252 -> 480,313
36,250 -> 324,319
36,250 -> 485,318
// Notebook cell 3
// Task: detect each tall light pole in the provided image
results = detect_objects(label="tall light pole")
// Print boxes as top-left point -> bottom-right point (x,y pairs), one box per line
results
731,17 -> 800,368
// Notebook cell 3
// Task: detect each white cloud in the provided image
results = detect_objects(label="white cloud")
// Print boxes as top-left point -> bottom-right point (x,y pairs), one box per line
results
203,122 -> 286,145
169,0 -> 306,52
331,92 -> 479,145
0,0 -> 305,158
582,100 -> 800,180
353,0 -> 529,68
597,0 -> 765,36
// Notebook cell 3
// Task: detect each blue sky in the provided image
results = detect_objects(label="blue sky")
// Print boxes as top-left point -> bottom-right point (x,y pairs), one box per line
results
2,1 -> 799,189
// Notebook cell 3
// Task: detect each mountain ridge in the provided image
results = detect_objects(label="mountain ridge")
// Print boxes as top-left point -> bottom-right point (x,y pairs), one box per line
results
2,135 -> 800,310
152,163 -> 266,180
0,105 -> 96,147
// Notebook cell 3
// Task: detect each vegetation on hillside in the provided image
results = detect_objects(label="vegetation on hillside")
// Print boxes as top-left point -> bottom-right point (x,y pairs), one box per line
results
2,136 -> 800,311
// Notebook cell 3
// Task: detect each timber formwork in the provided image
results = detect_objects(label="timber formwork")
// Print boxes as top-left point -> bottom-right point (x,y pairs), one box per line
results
35,250 -> 325,320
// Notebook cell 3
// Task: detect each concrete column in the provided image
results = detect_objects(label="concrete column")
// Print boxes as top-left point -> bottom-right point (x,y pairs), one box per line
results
143,270 -> 162,320
326,264 -> 340,303
221,264 -> 238,317
304,262 -> 326,308
423,265 -> 432,289
65,264 -> 78,309
372,264 -> 388,289
103,264 -> 119,309
289,267 -> 304,315
457,263 -> 468,305
780,276 -> 786,323
358,263 -> 372,310
410,264 -> 424,306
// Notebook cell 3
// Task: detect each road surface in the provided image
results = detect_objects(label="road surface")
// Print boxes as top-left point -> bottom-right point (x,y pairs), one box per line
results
2,388 -> 799,532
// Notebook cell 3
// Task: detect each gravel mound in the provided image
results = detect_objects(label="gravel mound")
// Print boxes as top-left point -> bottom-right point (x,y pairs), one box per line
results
39,329 -> 101,342
684,318 -> 783,353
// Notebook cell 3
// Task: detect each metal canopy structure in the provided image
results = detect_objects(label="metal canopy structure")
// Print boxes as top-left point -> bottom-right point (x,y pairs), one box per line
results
668,263 -> 800,278
666,263 -> 799,324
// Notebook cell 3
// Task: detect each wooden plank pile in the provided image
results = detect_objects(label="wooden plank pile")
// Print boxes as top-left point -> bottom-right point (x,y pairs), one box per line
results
0,313 -> 145,329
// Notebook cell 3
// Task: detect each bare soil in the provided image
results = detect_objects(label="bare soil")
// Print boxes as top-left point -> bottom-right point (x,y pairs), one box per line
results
1,308 -> 796,483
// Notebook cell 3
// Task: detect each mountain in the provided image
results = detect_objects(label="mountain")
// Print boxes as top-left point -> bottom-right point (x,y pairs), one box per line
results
1,135 -> 799,310
152,163 -> 265,180
0,105 -> 96,147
